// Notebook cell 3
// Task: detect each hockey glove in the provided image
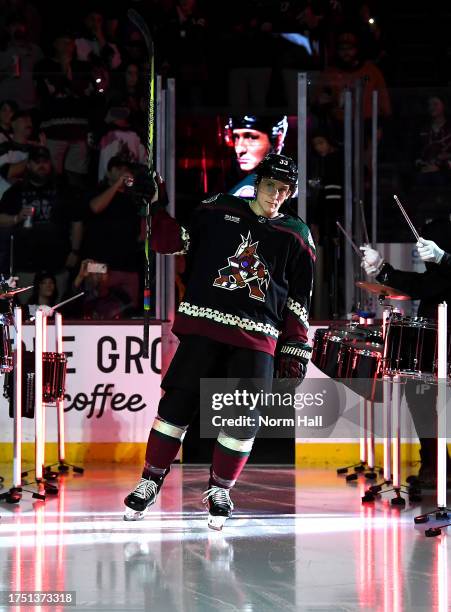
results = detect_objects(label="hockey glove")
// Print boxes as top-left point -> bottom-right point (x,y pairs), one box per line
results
150,171 -> 169,214
275,342 -> 311,386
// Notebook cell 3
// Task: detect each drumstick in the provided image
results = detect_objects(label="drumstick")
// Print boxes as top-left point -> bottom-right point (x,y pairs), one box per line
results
393,195 -> 420,241
53,292 -> 85,311
359,199 -> 370,246
29,292 -> 85,321
9,235 -> 14,278
336,221 -> 363,258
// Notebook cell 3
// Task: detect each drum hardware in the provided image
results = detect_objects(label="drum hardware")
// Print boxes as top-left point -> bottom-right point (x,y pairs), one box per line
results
21,312 -> 84,483
312,321 -> 384,479
0,308 -> 46,503
362,311 -> 428,503
313,320 -> 385,480
355,281 -> 411,302
0,284 -> 33,300
1,305 -> 84,506
0,282 -> 46,502
362,308 -> 448,505
362,374 -> 422,505
414,302 -> 451,536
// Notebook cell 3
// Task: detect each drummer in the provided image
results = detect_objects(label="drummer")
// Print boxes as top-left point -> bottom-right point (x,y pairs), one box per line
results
360,217 -> 451,487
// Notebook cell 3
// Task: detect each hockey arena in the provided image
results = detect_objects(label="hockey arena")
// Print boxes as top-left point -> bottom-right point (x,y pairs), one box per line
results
1,2 -> 451,611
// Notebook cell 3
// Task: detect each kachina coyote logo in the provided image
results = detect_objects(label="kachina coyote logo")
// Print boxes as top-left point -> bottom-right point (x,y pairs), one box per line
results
213,231 -> 269,301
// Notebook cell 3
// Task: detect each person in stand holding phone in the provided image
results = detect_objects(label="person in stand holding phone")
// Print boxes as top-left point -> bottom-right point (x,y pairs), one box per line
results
81,156 -> 142,317
61,258 -> 132,319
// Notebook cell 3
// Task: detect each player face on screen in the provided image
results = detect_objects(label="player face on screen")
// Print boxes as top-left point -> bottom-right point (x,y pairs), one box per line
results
232,129 -> 272,172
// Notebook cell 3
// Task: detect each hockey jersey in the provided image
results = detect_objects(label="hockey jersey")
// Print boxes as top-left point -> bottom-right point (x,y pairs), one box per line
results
151,193 -> 315,357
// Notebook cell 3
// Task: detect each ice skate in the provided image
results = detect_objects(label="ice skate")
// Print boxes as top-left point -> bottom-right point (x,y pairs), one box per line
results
202,486 -> 234,531
123,475 -> 164,521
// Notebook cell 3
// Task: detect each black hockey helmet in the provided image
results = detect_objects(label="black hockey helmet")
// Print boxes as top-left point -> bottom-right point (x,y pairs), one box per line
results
255,153 -> 298,188
224,115 -> 288,150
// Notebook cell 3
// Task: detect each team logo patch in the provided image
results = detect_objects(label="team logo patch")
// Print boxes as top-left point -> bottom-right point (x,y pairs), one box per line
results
213,231 -> 269,302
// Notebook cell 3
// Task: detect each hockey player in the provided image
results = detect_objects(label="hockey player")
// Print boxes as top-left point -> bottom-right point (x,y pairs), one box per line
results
225,115 -> 288,198
124,153 -> 315,529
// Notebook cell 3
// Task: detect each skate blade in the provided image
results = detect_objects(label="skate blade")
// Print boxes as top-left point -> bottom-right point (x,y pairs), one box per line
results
207,514 -> 228,531
123,506 -> 148,521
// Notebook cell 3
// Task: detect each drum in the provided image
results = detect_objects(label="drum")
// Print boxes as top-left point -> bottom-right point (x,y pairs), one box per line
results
383,314 -> 437,377
336,340 -> 355,378
355,325 -> 383,345
0,314 -> 13,373
321,325 -> 371,378
337,340 -> 382,379
42,352 -> 67,402
351,342 -> 383,379
336,340 -> 383,401
312,328 -> 329,368
6,350 -> 35,418
6,351 -> 67,418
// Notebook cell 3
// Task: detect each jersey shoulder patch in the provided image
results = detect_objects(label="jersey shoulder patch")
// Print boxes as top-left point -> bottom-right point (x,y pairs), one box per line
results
201,193 -> 245,208
279,216 -> 316,256
201,193 -> 221,205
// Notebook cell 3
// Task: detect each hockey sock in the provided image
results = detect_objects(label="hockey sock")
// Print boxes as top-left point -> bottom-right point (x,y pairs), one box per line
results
210,430 -> 255,488
143,416 -> 188,479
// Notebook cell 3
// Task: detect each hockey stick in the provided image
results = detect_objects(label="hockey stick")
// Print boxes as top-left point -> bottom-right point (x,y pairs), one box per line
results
127,9 -> 155,359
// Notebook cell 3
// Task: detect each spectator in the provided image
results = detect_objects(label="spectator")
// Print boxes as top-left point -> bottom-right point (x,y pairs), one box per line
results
121,29 -> 149,68
68,258 -> 137,319
0,0 -> 42,44
276,3 -> 326,107
314,29 -> 391,129
0,146 -> 83,300
0,99 -> 18,143
225,115 -> 288,197
26,270 -> 58,318
226,13 -> 274,109
357,4 -> 388,71
108,62 -> 146,138
97,104 -> 146,181
75,8 -> 121,71
309,131 -> 344,242
82,157 -> 144,315
413,95 -> 451,187
0,13 -> 43,110
308,130 -> 344,318
34,28 -> 91,188
104,11 -> 121,49
158,0 -> 209,106
0,110 -> 36,198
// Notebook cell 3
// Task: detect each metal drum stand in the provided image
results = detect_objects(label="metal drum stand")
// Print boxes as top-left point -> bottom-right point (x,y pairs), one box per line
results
414,302 -> 451,536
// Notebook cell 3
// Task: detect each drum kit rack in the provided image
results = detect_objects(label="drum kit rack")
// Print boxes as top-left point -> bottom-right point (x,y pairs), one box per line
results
0,286 -> 84,506
313,277 -> 451,536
